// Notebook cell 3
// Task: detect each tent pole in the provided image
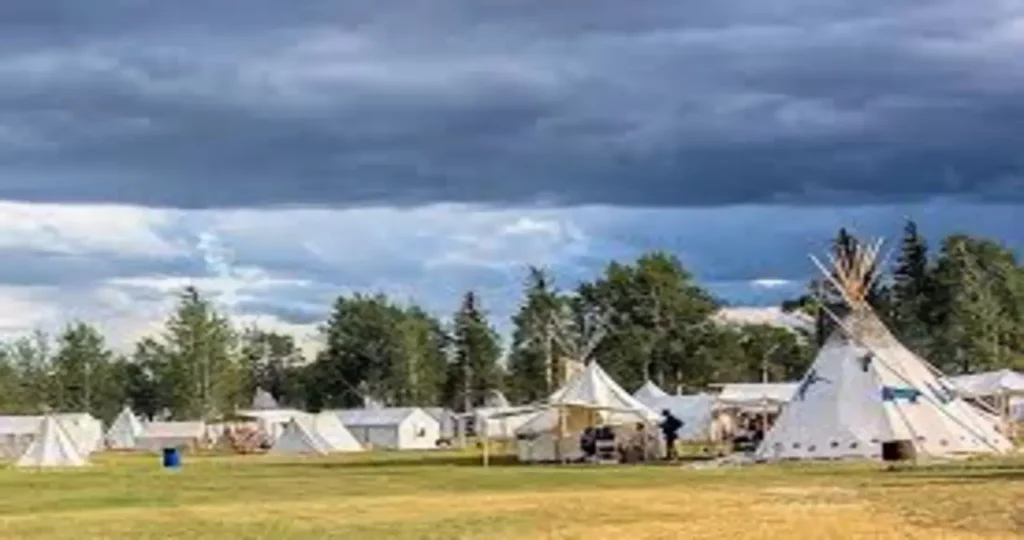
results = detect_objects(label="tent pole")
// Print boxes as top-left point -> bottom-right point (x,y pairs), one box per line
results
482,432 -> 489,468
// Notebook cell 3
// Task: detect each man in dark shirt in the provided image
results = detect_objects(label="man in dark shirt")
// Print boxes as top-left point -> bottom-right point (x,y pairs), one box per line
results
659,409 -> 683,460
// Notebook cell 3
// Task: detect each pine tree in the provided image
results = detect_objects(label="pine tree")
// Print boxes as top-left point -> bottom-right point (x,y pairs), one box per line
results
158,286 -> 240,419
448,291 -> 502,411
506,267 -> 566,402
52,322 -> 114,417
890,219 -> 935,353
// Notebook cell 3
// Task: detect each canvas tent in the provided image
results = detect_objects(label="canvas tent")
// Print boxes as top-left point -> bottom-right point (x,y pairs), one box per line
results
951,369 -> 1024,432
951,369 -> 1024,400
647,393 -> 718,442
104,406 -> 143,450
633,380 -> 670,407
715,383 -> 798,412
236,409 -> 311,443
269,417 -> 331,455
51,413 -> 103,455
135,421 -> 207,452
0,416 -> 44,460
515,362 -> 659,463
757,238 -> 1013,462
312,412 -> 364,452
334,407 -> 440,450
472,406 -> 537,440
16,415 -> 88,468
250,388 -> 280,410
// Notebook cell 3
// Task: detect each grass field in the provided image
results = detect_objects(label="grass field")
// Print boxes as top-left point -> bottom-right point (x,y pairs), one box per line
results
0,450 -> 1022,539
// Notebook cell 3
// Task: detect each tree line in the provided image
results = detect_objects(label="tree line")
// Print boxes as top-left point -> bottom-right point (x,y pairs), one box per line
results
0,221 -> 1019,423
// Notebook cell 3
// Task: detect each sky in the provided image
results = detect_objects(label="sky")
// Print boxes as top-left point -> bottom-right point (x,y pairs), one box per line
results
0,1 -> 1022,353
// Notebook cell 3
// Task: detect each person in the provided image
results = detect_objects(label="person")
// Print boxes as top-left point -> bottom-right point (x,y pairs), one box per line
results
579,427 -> 597,461
659,409 -> 683,460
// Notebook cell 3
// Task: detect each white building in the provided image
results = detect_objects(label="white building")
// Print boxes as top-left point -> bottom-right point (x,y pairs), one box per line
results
333,407 -> 440,450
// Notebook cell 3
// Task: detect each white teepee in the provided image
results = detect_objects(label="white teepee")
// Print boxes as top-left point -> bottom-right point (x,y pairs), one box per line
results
757,238 -> 1013,462
633,380 -> 670,407
16,415 -> 88,468
312,412 -> 363,452
104,406 -> 143,450
268,417 -> 330,456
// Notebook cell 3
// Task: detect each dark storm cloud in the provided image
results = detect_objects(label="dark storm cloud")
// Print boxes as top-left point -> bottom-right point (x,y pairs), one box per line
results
1,0 -> 1023,208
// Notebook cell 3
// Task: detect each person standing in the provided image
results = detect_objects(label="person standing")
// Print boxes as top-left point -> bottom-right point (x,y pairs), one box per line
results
659,409 -> 683,460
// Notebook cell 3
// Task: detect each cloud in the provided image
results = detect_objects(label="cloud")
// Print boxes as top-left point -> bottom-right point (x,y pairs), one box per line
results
0,199 -> 1018,356
1,0 -> 1024,208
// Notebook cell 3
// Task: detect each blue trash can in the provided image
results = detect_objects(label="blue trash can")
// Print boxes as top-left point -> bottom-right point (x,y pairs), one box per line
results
162,447 -> 181,469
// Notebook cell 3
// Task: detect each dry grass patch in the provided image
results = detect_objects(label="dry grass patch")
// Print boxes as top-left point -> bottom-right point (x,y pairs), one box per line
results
0,452 -> 1022,539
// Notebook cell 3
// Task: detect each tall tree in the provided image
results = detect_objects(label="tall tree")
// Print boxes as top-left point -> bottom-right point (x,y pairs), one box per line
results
51,322 -> 117,419
156,286 -> 241,419
395,307 -> 450,406
889,219 -> 935,354
311,293 -> 449,408
506,267 -> 568,402
6,331 -> 54,413
573,252 -> 718,391
931,235 -> 1018,373
447,291 -> 503,411
239,327 -> 306,407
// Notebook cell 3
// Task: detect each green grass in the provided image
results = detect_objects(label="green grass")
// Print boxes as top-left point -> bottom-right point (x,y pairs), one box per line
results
0,450 -> 1022,539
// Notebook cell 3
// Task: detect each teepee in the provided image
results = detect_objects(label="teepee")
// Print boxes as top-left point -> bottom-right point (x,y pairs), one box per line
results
104,406 -> 144,450
756,237 -> 1013,462
268,417 -> 330,456
16,415 -> 88,468
633,380 -> 670,407
311,412 -> 364,452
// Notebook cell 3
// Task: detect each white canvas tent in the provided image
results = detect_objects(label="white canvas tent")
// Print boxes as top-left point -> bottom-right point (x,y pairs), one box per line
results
951,369 -> 1024,399
250,388 -> 280,410
52,413 -> 103,455
135,421 -> 207,452
516,362 -> 658,462
715,383 -> 798,412
104,406 -> 143,450
312,412 -> 364,452
269,417 -> 330,455
951,369 -> 1024,432
236,409 -> 311,443
334,407 -> 440,450
757,238 -> 1013,462
633,380 -> 670,407
16,415 -> 88,468
646,393 -> 717,442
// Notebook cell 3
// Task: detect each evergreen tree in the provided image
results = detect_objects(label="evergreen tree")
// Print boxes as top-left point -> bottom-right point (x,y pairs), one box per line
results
890,219 -> 935,354
51,322 -> 117,419
448,291 -> 502,411
506,267 -> 567,402
155,286 -> 241,419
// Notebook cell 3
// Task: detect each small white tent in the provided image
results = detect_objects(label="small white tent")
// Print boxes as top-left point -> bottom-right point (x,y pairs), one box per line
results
269,417 -> 330,455
312,412 -> 364,452
16,416 -> 88,468
633,380 -> 670,407
105,406 -> 144,450
757,238 -> 1013,462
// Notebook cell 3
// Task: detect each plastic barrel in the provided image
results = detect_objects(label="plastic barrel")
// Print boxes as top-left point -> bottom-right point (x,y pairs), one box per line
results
162,447 -> 181,468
